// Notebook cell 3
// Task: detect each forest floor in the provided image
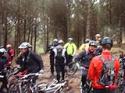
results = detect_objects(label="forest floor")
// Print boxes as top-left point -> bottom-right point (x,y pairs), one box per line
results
37,47 -> 125,93
38,53 -> 81,93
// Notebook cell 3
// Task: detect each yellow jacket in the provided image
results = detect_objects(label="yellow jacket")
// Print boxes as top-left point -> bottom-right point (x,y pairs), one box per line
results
64,42 -> 77,56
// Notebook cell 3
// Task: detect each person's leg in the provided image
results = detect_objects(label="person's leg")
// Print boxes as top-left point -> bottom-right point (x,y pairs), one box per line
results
66,55 -> 69,66
55,64 -> 61,83
50,57 -> 54,75
81,74 -> 86,87
68,55 -> 73,68
61,64 -> 65,81
69,55 -> 73,64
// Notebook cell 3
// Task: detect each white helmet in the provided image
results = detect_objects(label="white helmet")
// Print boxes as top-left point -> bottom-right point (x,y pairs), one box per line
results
0,48 -> 7,53
53,38 -> 58,42
58,40 -> 64,44
18,42 -> 32,49
68,38 -> 73,41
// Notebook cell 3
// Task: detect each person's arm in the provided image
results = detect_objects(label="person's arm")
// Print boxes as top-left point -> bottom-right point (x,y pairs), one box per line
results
10,49 -> 15,57
75,52 -> 84,62
30,52 -> 44,70
79,44 -> 85,52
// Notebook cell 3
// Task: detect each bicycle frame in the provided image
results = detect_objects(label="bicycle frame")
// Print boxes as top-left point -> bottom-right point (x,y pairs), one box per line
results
38,79 -> 67,93
8,72 -> 42,93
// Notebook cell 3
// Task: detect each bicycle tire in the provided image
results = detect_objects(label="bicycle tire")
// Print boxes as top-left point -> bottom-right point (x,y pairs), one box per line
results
21,83 -> 32,93
80,82 -> 93,93
8,83 -> 20,93
67,62 -> 78,76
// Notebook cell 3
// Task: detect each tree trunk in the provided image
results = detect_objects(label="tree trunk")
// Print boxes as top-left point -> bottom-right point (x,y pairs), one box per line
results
34,25 -> 37,52
86,0 -> 91,39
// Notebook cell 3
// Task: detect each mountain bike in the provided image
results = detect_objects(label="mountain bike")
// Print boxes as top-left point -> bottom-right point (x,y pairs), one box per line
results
66,60 -> 81,77
79,66 -> 93,93
37,79 -> 68,93
8,72 -> 42,93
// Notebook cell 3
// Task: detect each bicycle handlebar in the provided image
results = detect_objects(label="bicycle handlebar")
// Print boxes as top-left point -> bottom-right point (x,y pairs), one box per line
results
21,72 -> 42,79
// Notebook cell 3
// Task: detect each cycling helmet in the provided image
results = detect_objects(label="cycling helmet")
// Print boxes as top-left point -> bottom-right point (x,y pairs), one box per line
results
53,38 -> 58,42
18,42 -> 32,48
89,40 -> 97,47
85,39 -> 90,43
0,48 -> 7,53
101,37 -> 113,47
68,38 -> 73,41
58,40 -> 64,44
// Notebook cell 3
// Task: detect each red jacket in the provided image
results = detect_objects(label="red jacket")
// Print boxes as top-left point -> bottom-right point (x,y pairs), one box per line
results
88,49 -> 120,89
7,48 -> 15,64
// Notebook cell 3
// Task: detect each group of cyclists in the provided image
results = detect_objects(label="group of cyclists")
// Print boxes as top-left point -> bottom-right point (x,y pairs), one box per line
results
0,42 -> 43,93
0,33 -> 124,93
49,34 -> 125,93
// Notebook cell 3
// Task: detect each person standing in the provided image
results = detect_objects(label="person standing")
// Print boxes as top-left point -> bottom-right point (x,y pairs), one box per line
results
49,39 -> 58,77
88,37 -> 120,93
64,38 -> 77,66
75,40 -> 97,89
53,40 -> 66,83
6,44 -> 15,66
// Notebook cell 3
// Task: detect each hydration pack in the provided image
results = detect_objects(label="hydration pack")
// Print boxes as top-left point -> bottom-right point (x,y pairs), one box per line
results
56,48 -> 63,57
99,55 -> 115,86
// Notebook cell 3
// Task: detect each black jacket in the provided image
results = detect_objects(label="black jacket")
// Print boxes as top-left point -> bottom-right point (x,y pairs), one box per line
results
16,51 -> 43,73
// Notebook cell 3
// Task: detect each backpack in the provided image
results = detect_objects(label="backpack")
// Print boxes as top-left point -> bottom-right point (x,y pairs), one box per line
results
56,47 -> 65,63
56,48 -> 63,58
99,55 -> 115,86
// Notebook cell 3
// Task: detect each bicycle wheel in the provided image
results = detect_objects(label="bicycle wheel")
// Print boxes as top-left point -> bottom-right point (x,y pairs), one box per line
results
81,82 -> 93,93
8,84 -> 20,93
36,82 -> 48,93
67,62 -> 78,76
58,86 -> 67,93
21,83 -> 32,93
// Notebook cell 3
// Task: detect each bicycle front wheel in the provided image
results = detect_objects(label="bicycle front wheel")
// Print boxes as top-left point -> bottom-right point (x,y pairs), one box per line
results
8,84 -> 20,93
67,62 -> 78,76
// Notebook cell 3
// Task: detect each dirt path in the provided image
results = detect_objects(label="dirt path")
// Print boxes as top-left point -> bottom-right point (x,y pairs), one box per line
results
38,53 -> 81,93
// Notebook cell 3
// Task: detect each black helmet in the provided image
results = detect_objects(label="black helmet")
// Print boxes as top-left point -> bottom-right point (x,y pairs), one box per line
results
101,37 -> 113,47
89,40 -> 97,47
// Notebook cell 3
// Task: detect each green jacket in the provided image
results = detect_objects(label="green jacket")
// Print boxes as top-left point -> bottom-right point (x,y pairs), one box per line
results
64,42 -> 77,56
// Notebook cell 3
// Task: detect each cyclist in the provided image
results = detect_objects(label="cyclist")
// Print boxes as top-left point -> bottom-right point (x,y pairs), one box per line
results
6,44 -> 15,66
53,40 -> 66,83
75,40 -> 97,90
49,38 -> 58,77
0,48 -> 8,92
15,42 -> 43,76
88,37 -> 120,93
64,37 -> 77,66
